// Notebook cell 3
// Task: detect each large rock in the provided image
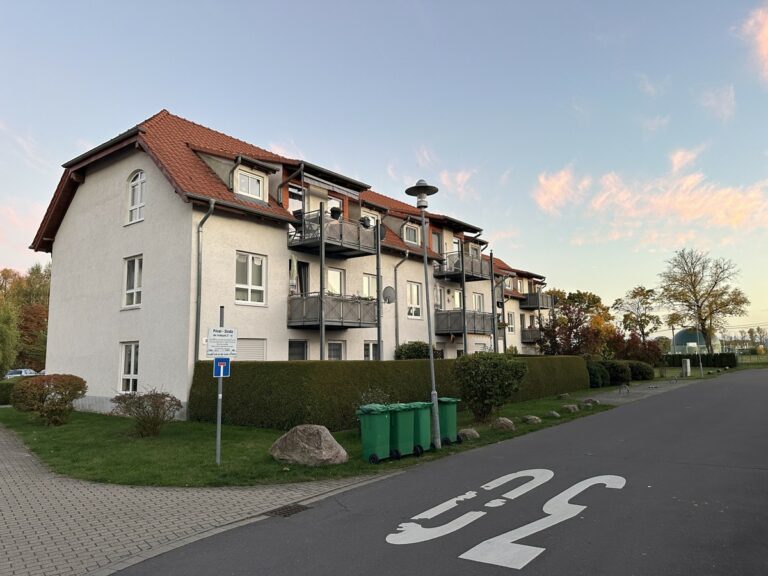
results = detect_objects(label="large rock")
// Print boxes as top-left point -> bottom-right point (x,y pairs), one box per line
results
546,410 -> 561,419
269,425 -> 348,466
522,415 -> 542,425
558,393 -> 570,400
561,404 -> 579,413
458,428 -> 480,441
492,417 -> 516,431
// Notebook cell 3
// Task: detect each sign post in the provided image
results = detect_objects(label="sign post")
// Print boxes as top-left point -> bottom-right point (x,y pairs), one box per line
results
206,307 -> 237,466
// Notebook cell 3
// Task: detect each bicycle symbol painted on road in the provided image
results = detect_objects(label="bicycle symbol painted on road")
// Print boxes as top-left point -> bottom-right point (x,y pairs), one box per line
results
386,469 -> 626,570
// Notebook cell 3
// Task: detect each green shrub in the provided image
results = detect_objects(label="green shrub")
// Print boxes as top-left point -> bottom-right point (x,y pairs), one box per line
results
188,355 -> 590,431
626,360 -> 654,381
0,379 -> 16,404
111,389 -> 182,437
453,353 -> 528,422
662,353 -> 737,368
599,361 -> 631,386
11,374 -> 87,425
586,361 -> 610,388
394,341 -> 431,359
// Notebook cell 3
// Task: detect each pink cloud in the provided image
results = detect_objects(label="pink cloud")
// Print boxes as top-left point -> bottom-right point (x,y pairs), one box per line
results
268,139 -> 304,160
699,85 -> 735,122
439,169 -> 478,201
740,6 -> 768,81
532,166 -> 591,215
415,145 -> 438,168
669,145 -> 704,174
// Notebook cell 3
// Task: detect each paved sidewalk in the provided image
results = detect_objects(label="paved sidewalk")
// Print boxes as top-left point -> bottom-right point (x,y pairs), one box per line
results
0,421 -> 384,576
582,376 -> 699,406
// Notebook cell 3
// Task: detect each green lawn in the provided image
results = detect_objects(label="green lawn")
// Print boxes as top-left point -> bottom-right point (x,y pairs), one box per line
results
0,396 -> 610,487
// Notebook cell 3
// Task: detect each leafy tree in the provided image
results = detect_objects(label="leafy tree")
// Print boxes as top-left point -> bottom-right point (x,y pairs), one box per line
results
654,336 -> 671,354
612,286 -> 662,343
658,248 -> 749,354
540,289 -> 616,356
0,299 -> 20,375
757,326 -> 767,347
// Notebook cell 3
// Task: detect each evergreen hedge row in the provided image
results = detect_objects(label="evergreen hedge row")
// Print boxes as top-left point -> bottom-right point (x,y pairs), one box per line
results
0,379 -> 15,404
188,355 -> 589,431
662,353 -> 737,368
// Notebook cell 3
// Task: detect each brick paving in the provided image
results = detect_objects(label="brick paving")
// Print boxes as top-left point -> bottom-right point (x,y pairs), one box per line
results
0,420 -> 384,576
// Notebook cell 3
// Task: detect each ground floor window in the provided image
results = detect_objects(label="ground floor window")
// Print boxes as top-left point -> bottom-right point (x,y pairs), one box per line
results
364,341 -> 379,360
328,340 -> 345,360
120,341 -> 139,392
236,338 -> 266,360
507,312 -> 515,333
289,340 -> 308,360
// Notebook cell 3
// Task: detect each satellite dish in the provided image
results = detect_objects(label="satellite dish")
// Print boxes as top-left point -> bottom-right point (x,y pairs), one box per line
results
382,286 -> 396,304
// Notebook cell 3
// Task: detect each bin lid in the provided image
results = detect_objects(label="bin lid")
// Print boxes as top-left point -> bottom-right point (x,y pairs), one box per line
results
387,403 -> 412,412
438,397 -> 461,404
406,401 -> 432,409
356,403 -> 389,415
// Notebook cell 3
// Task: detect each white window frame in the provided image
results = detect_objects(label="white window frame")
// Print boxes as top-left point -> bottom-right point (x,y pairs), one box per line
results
407,281 -> 422,318
127,171 -> 145,224
327,267 -> 345,295
404,224 -> 420,245
469,244 -> 481,258
235,251 -> 267,306
452,289 -> 463,310
473,292 -> 484,312
235,167 -> 265,201
364,340 -> 379,361
288,340 -> 308,361
124,255 -> 143,308
327,340 -> 345,361
507,312 -> 515,333
362,273 -> 377,299
120,341 -> 139,393
435,286 -> 445,310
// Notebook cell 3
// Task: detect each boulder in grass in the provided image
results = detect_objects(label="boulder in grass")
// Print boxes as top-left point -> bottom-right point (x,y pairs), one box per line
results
582,398 -> 600,406
558,393 -> 570,400
522,415 -> 542,425
269,425 -> 348,466
458,428 -> 480,441
561,404 -> 579,413
492,417 -> 516,431
546,410 -> 561,419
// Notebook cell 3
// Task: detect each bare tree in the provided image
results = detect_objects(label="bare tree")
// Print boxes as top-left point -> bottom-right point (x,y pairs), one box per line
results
612,286 -> 661,343
658,248 -> 750,354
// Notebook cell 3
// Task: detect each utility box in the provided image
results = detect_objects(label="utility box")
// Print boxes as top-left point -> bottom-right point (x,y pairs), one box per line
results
681,359 -> 691,377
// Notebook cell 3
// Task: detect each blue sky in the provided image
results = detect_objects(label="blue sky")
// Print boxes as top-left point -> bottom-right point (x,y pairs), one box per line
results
1,0 -> 766,335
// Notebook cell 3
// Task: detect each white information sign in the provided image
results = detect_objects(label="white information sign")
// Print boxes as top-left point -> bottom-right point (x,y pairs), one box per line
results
206,328 -> 238,357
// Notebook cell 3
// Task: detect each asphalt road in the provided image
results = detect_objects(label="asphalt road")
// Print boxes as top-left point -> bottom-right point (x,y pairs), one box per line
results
118,370 -> 768,576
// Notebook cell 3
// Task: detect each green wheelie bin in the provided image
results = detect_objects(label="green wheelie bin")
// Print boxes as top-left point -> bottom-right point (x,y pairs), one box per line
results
388,403 -> 415,459
356,404 -> 390,464
408,402 -> 432,456
438,397 -> 461,445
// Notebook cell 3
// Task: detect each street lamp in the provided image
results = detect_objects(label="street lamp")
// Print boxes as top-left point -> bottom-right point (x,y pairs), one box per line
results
695,305 -> 704,378
405,179 -> 441,450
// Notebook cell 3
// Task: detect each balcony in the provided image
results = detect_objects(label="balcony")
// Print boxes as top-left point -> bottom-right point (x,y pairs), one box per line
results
433,251 -> 492,282
434,309 -> 495,335
521,328 -> 543,343
287,292 -> 378,329
519,293 -> 554,310
288,210 -> 376,258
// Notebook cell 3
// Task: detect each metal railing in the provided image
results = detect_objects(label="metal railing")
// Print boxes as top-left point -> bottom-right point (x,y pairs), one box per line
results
287,292 -> 378,328
288,210 -> 376,253
434,309 -> 495,335
520,293 -> 554,310
521,328 -> 543,343
433,251 -> 492,279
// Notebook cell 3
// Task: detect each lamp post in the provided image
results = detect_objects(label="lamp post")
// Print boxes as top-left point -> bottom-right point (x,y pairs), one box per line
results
405,179 -> 441,450
695,305 -> 704,378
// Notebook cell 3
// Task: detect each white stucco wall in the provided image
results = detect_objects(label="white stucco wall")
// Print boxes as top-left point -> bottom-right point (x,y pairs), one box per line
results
46,150 -> 195,412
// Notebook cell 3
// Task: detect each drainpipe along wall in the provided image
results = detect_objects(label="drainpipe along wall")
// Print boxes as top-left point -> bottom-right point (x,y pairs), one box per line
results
194,199 -> 216,362
394,251 -> 410,349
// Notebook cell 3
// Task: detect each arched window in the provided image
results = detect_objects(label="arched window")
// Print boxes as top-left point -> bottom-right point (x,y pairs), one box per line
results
128,171 -> 146,223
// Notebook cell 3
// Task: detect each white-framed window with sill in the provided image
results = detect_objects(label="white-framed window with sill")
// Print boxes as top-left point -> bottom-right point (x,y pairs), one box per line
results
124,255 -> 143,308
327,340 -> 345,361
473,292 -> 484,312
452,289 -> 463,310
120,341 -> 139,392
235,167 -> 265,201
127,170 -> 145,224
507,313 -> 515,333
407,281 -> 422,318
404,224 -> 420,245
362,273 -> 377,299
364,341 -> 379,361
435,286 -> 445,310
327,267 -> 345,295
235,251 -> 266,305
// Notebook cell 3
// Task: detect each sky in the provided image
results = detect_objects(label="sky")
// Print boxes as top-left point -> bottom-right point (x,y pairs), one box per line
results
1,0 -> 766,337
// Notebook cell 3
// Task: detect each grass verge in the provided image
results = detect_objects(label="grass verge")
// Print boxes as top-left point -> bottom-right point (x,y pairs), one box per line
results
0,395 -> 610,487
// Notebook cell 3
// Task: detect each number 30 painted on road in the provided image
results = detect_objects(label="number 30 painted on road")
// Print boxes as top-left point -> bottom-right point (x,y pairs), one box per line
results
386,470 -> 626,570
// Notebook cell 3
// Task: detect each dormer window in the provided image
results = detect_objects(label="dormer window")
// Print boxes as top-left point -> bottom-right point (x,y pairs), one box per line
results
235,167 -> 265,201
404,224 -> 420,245
127,171 -> 145,223
469,244 -> 480,259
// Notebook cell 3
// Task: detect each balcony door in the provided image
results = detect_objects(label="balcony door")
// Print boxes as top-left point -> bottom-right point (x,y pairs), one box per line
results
327,267 -> 345,295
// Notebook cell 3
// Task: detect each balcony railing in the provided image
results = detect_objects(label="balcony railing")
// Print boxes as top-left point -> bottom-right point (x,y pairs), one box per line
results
434,309 -> 495,335
288,210 -> 377,258
287,292 -> 378,329
519,293 -> 554,310
433,251 -> 492,282
521,328 -> 543,343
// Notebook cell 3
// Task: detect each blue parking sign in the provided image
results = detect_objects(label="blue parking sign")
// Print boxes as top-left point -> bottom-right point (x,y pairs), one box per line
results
213,357 -> 231,378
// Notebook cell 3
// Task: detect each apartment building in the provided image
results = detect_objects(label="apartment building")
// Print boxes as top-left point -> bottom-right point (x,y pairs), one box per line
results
32,110 -> 551,411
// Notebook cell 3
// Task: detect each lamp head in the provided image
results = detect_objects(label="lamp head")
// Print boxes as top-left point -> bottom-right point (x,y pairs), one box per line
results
405,179 -> 438,209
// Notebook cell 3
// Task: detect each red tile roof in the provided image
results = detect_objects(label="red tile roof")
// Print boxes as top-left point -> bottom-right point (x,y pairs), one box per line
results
361,189 -> 421,217
381,224 -> 442,261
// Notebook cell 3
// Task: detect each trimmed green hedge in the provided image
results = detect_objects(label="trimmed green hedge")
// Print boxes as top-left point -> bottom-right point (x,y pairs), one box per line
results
662,353 -> 737,368
0,379 -> 15,404
188,355 -> 589,431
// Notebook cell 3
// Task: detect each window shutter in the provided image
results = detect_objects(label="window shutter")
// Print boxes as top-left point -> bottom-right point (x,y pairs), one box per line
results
236,338 -> 266,361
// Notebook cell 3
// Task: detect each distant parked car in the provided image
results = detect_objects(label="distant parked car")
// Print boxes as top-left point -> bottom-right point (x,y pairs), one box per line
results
3,368 -> 37,379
